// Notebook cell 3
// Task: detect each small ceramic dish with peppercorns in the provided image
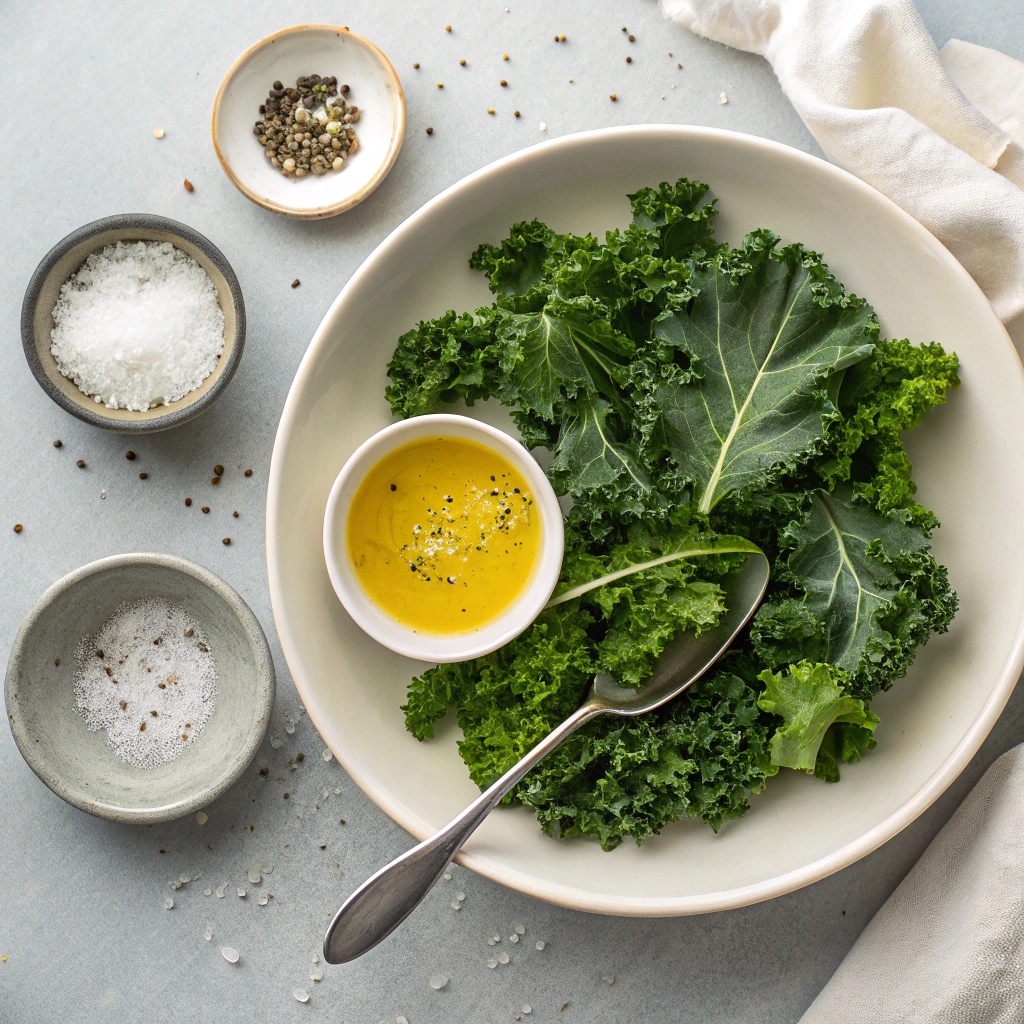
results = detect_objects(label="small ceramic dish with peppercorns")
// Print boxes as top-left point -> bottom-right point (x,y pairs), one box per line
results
212,25 -> 406,219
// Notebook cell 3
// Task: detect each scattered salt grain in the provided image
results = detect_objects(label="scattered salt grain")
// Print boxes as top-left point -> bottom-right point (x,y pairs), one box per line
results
322,748 -> 333,762
153,128 -> 165,138
261,861 -> 274,874
514,925 -> 525,935
285,721 -> 296,735
100,490 -> 106,499
487,938 -> 497,946
203,888 -> 212,896
180,874 -> 192,884
455,891 -> 465,902
204,928 -> 213,941
535,941 -> 546,951
248,866 -> 262,884
310,970 -> 323,982
522,1007 -> 532,1015
450,901 -> 462,911
497,953 -> 510,965
164,896 -> 174,909
293,988 -> 310,1003
237,888 -> 246,898
50,240 -> 225,412
443,873 -> 451,881
397,1017 -> 409,1024
215,884 -> 227,898
334,788 -> 341,795
270,736 -> 283,749
539,122 -> 547,131
311,955 -> 319,964
72,598 -> 217,769
257,895 -> 269,906
429,974 -> 449,990
493,935 -> 501,943
509,934 -> 519,944
221,947 -> 239,963
601,974 -> 615,985
196,811 -> 208,825
487,959 -> 498,969
718,92 -> 729,104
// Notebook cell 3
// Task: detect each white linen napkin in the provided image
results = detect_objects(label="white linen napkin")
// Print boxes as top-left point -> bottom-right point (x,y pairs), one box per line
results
661,0 -> 1024,350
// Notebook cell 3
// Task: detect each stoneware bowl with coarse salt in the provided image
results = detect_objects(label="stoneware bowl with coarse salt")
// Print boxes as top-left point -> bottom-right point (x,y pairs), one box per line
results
212,25 -> 405,219
21,213 -> 246,434
5,553 -> 275,824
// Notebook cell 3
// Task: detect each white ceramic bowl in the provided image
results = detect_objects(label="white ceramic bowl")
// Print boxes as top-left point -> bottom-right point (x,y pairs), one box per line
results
212,25 -> 405,219
323,414 -> 564,663
268,126 -> 1024,916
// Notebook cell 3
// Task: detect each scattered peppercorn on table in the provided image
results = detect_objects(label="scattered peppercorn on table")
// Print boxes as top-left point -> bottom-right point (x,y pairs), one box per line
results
1,2 -> 1022,1022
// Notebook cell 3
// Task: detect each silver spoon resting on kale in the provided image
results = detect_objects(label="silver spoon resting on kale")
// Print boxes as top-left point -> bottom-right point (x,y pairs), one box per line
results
384,176 -> 959,851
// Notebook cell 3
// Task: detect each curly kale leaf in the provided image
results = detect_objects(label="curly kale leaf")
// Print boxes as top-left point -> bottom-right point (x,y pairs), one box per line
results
756,661 -> 878,774
652,231 -> 878,513
816,337 -> 960,529
518,672 -> 777,849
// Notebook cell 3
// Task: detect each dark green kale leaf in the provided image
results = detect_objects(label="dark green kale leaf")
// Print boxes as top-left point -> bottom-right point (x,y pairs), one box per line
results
651,230 -> 878,514
751,486 -> 957,701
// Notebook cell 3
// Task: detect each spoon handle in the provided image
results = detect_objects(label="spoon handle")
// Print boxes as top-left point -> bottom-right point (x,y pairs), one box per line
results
324,701 -> 603,964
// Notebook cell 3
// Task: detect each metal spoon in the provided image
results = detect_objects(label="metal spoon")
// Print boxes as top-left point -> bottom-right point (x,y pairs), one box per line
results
324,551 -> 770,964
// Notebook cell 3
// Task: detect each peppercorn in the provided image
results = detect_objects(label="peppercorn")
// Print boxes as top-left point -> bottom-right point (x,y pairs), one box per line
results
126,451 -> 136,460
426,127 -> 434,135
514,110 -> 520,117
259,767 -> 269,778
500,79 -> 507,86
214,465 -> 224,475
139,472 -> 148,479
503,53 -> 509,60
610,94 -> 618,101
296,753 -> 305,762
487,108 -> 495,114
223,538 -> 231,545
185,498 -> 192,506
202,506 -> 210,514
77,460 -> 86,468
291,278 -> 300,288
55,659 -> 60,666
183,179 -> 194,192
413,62 -> 420,68
437,82 -> 444,88
13,524 -> 23,533
629,34 -> 636,41
459,59 -> 466,66
232,511 -> 239,517
211,476 -> 220,485
445,24 -> 451,31
626,56 -> 632,63
245,469 -> 253,477
53,440 -> 62,448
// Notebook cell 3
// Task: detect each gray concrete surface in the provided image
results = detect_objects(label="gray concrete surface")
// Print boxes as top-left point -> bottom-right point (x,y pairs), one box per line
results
2,1 -> 1022,1021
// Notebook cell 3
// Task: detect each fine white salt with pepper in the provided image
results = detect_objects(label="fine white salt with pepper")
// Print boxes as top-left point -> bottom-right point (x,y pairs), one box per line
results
50,240 -> 224,412
72,598 -> 217,768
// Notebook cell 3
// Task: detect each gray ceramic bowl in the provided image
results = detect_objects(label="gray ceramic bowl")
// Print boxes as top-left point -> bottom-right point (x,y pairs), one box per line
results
21,214 -> 246,433
5,553 -> 275,824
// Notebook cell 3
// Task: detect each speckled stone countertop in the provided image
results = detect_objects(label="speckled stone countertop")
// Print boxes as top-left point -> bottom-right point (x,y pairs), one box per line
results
2,2 -> 1022,1021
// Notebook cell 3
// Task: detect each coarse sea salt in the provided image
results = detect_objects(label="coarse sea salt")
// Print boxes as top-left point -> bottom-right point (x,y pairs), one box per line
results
50,240 -> 224,412
72,598 -> 217,769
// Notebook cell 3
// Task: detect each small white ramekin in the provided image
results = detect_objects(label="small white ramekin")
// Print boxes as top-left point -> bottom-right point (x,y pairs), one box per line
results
323,414 -> 564,663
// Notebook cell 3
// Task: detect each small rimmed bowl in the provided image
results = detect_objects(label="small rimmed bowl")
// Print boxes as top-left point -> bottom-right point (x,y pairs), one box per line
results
324,415 -> 564,663
21,214 -> 246,434
213,25 -> 406,219
5,554 -> 275,824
